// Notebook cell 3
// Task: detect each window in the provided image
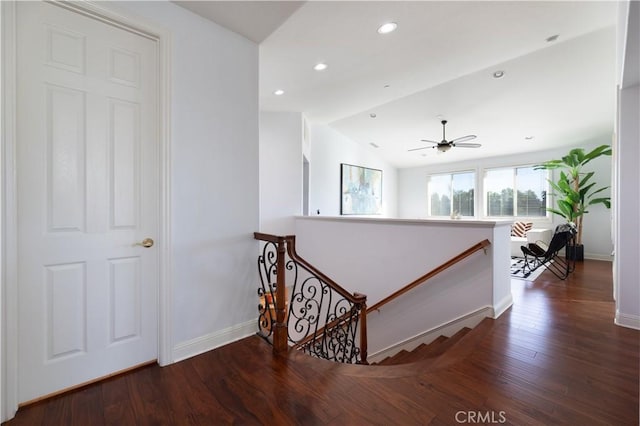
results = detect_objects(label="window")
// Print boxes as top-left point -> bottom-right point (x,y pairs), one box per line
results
428,171 -> 475,217
484,166 -> 548,217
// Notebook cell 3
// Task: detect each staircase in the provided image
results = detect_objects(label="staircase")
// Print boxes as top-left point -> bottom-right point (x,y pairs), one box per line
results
373,318 -> 494,368
254,232 -> 494,366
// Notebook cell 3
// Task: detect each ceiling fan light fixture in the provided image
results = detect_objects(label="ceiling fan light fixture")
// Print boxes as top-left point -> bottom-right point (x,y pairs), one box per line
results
377,22 -> 397,34
408,120 -> 480,153
313,62 -> 328,71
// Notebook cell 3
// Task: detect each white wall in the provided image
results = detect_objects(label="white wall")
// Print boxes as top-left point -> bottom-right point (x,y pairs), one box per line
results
398,142 -> 614,260
576,146 -> 615,260
259,111 -> 303,235
309,124 -> 398,217
614,0 -> 639,329
615,83 -> 639,329
116,2 -> 260,353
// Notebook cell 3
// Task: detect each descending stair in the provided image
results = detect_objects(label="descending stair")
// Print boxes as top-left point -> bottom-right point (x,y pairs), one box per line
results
374,319 -> 492,367
289,317 -> 495,380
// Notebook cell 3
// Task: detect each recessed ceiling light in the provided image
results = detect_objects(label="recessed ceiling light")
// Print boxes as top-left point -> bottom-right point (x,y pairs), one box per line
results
525,136 -> 534,140
377,22 -> 398,34
313,63 -> 328,71
273,89 -> 284,96
369,113 -> 377,118
546,34 -> 559,42
493,70 -> 505,79
369,142 -> 380,148
384,84 -> 390,88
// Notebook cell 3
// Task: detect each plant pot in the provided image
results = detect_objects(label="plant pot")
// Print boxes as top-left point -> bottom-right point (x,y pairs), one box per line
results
566,244 -> 584,261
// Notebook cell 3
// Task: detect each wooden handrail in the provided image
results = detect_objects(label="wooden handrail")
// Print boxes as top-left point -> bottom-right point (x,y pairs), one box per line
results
254,232 -> 289,244
367,239 -> 491,313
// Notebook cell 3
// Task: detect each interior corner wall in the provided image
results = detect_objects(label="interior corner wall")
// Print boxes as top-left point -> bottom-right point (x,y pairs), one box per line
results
613,0 -> 639,329
615,83 -> 640,328
397,142 -> 614,260
259,111 -> 303,235
573,146 -> 615,260
308,124 -> 398,217
115,3 -> 260,350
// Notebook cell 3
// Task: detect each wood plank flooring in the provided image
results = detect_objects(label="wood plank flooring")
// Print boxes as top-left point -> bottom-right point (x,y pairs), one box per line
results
5,260 -> 639,425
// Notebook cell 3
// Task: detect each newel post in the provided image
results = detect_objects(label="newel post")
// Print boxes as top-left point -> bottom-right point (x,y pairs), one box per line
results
273,236 -> 289,355
354,292 -> 368,364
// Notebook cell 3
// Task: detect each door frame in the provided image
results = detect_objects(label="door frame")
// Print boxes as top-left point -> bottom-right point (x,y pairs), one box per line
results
1,0 -> 173,420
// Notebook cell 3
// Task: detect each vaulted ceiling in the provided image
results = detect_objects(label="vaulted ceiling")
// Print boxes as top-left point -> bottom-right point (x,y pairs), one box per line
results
175,1 -> 618,168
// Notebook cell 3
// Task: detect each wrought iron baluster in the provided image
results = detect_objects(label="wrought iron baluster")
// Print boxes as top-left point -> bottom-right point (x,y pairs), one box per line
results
257,241 -> 278,338
254,233 -> 368,364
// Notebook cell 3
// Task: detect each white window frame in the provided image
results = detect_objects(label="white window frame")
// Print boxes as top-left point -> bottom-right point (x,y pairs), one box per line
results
483,164 -> 551,220
427,170 -> 476,218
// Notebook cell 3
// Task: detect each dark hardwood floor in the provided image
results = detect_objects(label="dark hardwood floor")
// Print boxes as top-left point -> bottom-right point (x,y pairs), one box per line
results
5,260 -> 639,425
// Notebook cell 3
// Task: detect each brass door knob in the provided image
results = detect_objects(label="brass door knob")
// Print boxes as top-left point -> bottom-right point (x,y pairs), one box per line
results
135,238 -> 154,248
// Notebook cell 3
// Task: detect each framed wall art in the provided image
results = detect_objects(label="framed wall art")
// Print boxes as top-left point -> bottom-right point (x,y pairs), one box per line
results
340,163 -> 382,215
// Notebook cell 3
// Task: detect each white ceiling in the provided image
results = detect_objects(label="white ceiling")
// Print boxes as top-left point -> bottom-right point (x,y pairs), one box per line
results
175,1 -> 304,43
174,1 -> 618,168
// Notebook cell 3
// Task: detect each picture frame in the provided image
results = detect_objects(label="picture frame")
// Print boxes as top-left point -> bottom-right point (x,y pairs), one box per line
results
340,163 -> 382,215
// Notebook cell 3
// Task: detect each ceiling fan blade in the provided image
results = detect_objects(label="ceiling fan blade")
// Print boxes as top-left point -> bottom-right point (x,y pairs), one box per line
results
420,139 -> 440,144
454,143 -> 482,148
450,135 -> 477,144
408,146 -> 434,152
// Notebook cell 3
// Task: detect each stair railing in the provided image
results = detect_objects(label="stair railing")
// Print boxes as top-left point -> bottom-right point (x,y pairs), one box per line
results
254,233 -> 289,354
367,239 -> 491,313
254,233 -> 368,364
255,234 -> 490,363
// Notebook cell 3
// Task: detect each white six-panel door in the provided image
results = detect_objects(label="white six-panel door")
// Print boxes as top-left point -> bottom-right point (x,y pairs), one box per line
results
16,1 -> 159,403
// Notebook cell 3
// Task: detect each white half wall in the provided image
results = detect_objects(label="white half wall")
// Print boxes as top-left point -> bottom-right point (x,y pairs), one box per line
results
309,124 -> 398,217
294,216 -> 512,356
115,2 -> 260,354
398,142 -> 614,260
259,111 -> 303,235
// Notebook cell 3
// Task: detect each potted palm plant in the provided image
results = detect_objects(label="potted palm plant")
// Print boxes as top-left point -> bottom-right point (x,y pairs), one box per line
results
534,145 -> 612,260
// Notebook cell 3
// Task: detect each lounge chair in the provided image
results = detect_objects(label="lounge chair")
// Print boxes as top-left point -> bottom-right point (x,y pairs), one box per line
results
520,223 -> 577,280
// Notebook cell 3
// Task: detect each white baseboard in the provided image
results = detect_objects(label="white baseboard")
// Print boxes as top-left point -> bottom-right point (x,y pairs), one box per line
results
367,306 -> 493,364
585,253 -> 614,261
615,310 -> 640,330
172,319 -> 257,363
492,294 -> 514,318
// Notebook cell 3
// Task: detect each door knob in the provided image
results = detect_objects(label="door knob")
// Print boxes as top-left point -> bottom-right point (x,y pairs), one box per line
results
135,238 -> 154,248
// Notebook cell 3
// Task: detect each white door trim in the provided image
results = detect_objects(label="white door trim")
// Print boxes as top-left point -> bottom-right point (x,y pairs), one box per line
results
1,1 -> 18,421
1,1 -> 173,420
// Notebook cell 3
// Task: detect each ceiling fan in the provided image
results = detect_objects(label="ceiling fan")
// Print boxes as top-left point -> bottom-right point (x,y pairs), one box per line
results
409,120 -> 481,153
